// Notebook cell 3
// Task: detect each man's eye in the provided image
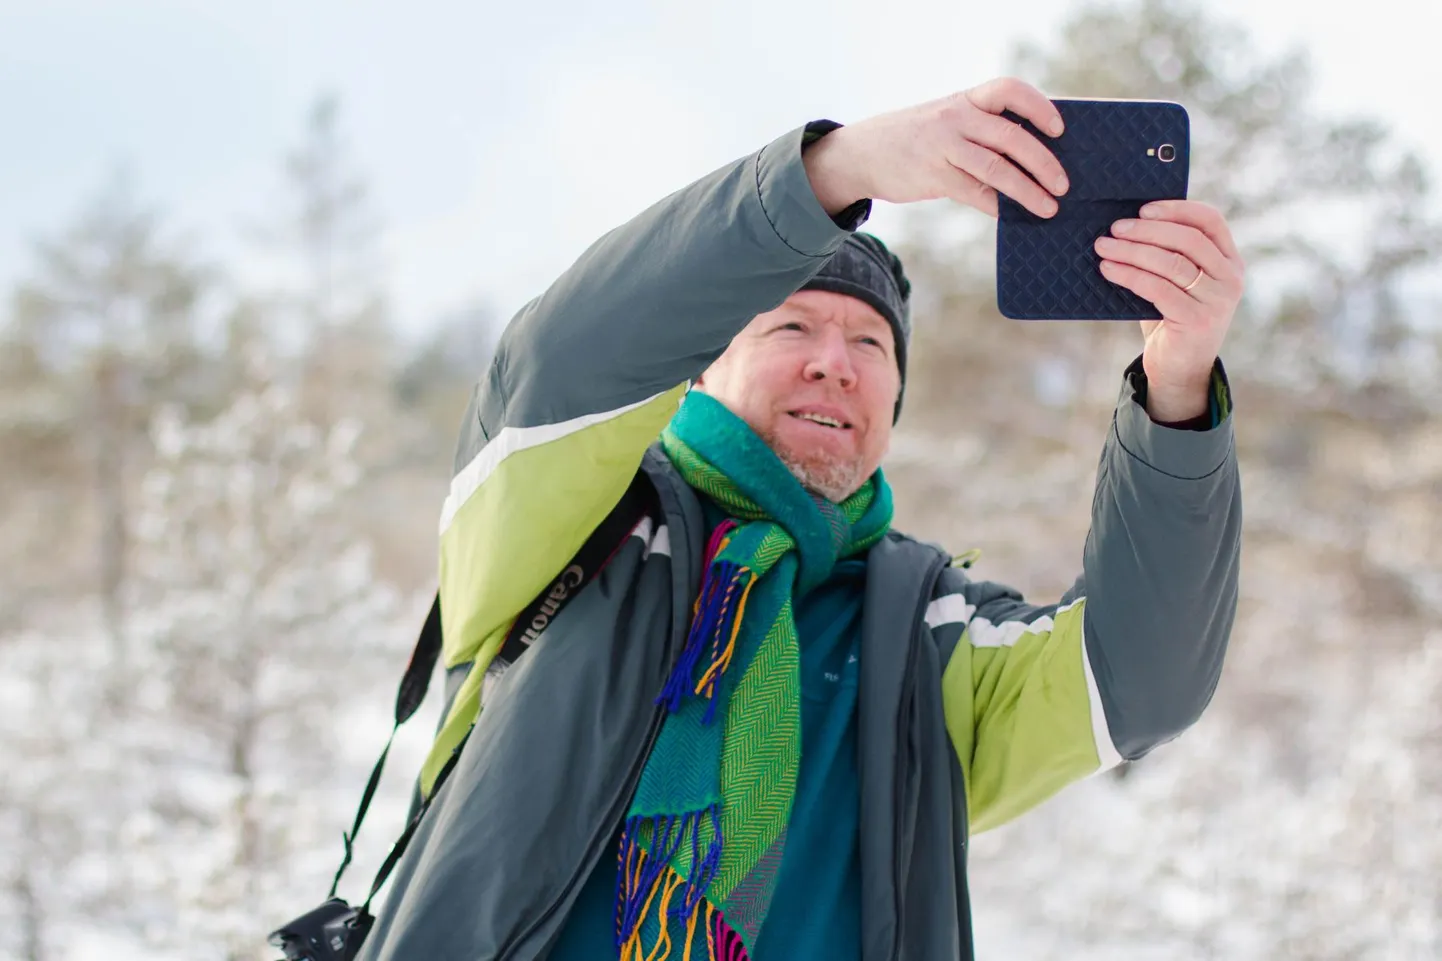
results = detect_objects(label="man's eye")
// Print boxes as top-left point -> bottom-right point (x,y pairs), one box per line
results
778,322 -> 806,332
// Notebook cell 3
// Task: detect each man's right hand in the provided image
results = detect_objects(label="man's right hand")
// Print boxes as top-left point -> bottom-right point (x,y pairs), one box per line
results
803,77 -> 1071,220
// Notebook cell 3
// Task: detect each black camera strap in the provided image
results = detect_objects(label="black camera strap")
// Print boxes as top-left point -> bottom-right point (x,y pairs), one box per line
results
326,474 -> 655,912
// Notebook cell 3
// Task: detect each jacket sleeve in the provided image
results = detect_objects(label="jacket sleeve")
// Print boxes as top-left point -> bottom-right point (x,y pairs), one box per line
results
421,122 -> 862,793
938,357 -> 1241,834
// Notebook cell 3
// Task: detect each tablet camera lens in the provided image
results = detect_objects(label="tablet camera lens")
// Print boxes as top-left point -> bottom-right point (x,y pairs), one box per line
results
1157,143 -> 1176,163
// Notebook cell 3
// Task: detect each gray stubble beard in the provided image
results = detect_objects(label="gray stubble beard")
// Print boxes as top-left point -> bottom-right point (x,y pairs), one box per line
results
756,424 -> 866,504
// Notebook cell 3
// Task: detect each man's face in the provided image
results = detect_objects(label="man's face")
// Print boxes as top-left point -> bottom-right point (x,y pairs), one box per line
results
694,290 -> 900,502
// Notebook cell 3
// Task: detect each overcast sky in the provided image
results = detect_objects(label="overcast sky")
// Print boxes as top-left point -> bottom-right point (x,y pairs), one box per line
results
1,0 -> 1435,338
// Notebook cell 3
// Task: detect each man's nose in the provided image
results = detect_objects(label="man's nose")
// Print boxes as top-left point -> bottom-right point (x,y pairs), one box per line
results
801,329 -> 856,388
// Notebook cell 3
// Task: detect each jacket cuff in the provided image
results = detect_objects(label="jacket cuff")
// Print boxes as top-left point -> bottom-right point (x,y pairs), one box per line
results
754,121 -> 869,259
1112,355 -> 1234,480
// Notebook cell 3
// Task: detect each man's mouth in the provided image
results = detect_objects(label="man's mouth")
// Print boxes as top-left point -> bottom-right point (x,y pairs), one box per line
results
789,411 -> 852,430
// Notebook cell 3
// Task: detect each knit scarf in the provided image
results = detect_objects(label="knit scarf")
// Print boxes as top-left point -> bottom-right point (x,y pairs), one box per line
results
614,390 -> 894,960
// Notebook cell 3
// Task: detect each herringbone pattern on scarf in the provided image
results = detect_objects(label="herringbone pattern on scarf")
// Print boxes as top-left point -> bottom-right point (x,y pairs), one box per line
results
713,600 -> 798,900
749,526 -> 794,572
721,829 -> 788,943
664,437 -> 769,521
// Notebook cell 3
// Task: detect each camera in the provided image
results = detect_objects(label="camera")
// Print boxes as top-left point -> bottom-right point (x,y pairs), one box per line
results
268,898 -> 373,961
1157,143 -> 1177,162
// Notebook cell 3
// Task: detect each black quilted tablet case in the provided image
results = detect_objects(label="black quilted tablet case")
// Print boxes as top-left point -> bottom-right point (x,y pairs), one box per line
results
996,99 -> 1190,320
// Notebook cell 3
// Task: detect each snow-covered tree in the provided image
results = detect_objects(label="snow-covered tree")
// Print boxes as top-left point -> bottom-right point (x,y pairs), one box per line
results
118,341 -> 401,959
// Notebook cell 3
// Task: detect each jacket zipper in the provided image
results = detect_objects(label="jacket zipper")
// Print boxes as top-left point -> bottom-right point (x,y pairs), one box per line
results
890,552 -> 948,961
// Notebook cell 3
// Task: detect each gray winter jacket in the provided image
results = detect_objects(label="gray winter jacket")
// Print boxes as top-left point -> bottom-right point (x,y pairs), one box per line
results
354,120 -> 1242,961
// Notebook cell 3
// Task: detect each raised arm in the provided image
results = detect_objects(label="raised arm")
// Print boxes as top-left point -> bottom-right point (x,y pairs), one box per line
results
938,199 -> 1247,832
426,122 -> 863,788
939,359 -> 1241,832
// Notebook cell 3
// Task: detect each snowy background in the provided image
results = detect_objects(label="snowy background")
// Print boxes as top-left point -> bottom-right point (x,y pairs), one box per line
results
2,1 -> 1439,958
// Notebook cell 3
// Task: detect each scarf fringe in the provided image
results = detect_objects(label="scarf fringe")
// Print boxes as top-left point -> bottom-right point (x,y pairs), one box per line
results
713,908 -> 749,961
616,806 -> 724,950
656,556 -> 755,723
655,520 -> 734,715
615,840 -> 749,961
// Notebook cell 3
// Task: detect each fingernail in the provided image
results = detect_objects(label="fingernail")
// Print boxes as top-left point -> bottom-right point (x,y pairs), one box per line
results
1054,175 -> 1069,195
1140,203 -> 1161,218
1050,118 -> 1065,136
1113,220 -> 1133,235
1095,237 -> 1115,251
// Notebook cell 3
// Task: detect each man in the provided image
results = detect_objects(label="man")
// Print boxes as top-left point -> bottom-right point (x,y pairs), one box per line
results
358,77 -> 1243,961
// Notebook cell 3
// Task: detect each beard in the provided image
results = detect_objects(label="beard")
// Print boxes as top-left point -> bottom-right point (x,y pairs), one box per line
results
755,422 -> 867,503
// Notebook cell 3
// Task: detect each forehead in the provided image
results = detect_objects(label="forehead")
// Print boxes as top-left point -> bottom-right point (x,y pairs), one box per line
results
766,290 -> 892,335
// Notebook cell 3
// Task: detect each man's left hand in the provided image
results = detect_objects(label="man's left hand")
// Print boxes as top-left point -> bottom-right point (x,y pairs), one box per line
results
1093,200 -> 1245,423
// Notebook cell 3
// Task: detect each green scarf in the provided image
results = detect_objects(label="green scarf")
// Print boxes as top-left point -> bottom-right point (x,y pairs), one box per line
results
614,390 -> 894,960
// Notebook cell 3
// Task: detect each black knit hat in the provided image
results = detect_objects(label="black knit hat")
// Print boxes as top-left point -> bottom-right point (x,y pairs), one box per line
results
799,231 -> 913,421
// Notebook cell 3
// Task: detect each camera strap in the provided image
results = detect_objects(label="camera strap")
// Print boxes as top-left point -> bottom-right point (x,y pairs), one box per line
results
326,473 -> 656,912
